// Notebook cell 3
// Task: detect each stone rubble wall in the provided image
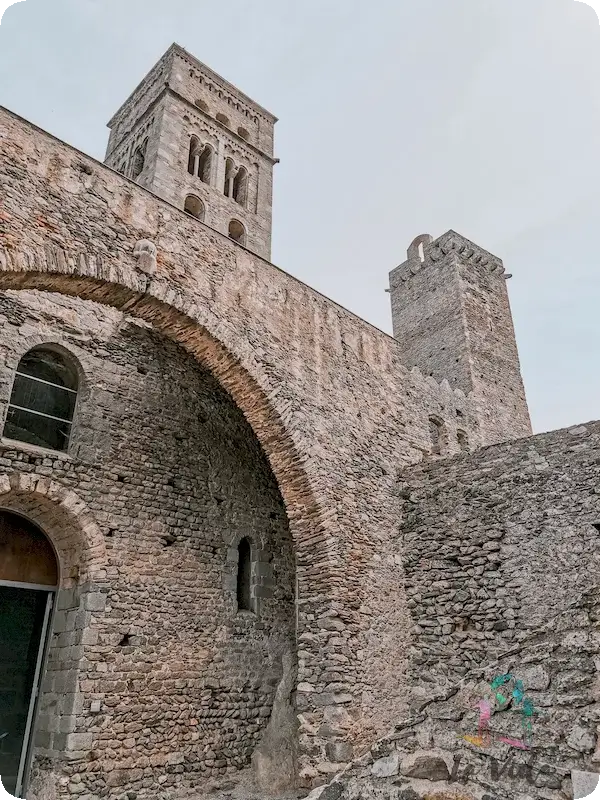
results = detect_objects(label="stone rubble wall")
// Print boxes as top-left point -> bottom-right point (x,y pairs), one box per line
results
305,585 -> 600,800
0,290 -> 295,798
399,421 -> 600,700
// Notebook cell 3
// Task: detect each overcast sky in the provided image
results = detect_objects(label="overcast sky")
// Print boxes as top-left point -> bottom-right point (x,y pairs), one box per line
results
1,0 -> 599,433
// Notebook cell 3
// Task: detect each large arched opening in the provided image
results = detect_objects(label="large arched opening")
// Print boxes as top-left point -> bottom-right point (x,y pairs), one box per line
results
0,278 -> 329,796
0,264 -> 333,592
0,511 -> 58,798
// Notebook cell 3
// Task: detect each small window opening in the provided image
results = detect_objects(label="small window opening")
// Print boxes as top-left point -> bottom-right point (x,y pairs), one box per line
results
198,145 -> 212,184
592,523 -> 600,533
4,346 -> 79,452
188,139 -> 213,184
184,195 -> 205,221
224,158 -> 235,197
232,167 -> 248,207
216,112 -> 230,127
428,416 -> 445,456
131,138 -> 147,180
238,127 -> 249,140
457,430 -> 469,452
418,242 -> 425,262
188,136 -> 200,175
228,219 -> 246,246
237,537 -> 252,612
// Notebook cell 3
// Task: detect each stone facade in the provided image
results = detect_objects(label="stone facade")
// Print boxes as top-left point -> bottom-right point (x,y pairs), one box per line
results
104,44 -> 276,261
389,234 -> 531,446
399,420 -> 600,700
0,290 -> 296,796
0,42 -> 591,800
305,585 -> 600,800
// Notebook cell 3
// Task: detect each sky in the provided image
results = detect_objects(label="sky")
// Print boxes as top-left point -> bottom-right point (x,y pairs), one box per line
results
0,0 -> 599,434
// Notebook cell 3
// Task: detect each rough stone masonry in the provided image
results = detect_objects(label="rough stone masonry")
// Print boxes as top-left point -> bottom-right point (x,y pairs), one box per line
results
0,41 -> 594,800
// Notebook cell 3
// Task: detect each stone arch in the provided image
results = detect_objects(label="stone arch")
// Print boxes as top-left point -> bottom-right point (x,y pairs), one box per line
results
0,257 -> 332,590
407,233 -> 433,262
0,471 -> 107,586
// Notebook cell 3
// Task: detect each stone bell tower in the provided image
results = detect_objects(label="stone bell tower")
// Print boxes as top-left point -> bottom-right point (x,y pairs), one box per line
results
104,43 -> 277,260
388,231 -> 532,446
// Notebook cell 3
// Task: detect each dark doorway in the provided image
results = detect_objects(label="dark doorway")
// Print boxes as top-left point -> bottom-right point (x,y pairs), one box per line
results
0,587 -> 53,797
0,512 -> 58,797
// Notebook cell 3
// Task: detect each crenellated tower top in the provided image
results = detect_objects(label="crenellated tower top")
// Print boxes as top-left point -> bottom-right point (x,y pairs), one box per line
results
389,230 -> 531,445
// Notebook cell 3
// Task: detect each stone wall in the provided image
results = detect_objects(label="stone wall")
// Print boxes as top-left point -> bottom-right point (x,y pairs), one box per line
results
0,290 -> 295,798
399,420 -> 600,701
389,232 -> 532,445
0,103 -> 501,785
306,584 -> 600,800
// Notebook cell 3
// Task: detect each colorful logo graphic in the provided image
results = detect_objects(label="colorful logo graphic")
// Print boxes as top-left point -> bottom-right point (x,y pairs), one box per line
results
0,1 -> 26,26
462,673 -> 535,750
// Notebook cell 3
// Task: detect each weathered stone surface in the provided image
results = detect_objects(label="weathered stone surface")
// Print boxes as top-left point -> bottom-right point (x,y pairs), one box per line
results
371,752 -> 400,777
0,34 -> 598,800
400,754 -> 450,782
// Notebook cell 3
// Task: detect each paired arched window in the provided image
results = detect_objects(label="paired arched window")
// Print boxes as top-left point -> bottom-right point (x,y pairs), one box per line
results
232,167 -> 248,207
184,195 -> 205,221
187,137 -> 213,185
228,219 -> 246,246
131,138 -> 148,180
3,347 -> 79,452
236,537 -> 253,612
223,158 -> 235,198
223,160 -> 249,207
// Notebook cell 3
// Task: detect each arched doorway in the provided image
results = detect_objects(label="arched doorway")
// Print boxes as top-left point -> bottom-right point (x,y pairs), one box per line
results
0,511 -> 58,798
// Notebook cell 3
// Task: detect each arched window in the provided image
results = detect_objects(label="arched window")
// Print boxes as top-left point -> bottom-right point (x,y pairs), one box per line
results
188,138 -> 213,184
223,158 -> 235,197
197,145 -> 213,185
216,112 -> 230,127
228,219 -> 246,246
232,167 -> 248,207
184,195 -> 205,221
4,347 -> 79,452
188,136 -> 200,175
236,537 -> 252,612
457,430 -> 470,452
428,416 -> 445,456
237,127 -> 249,140
131,138 -> 147,180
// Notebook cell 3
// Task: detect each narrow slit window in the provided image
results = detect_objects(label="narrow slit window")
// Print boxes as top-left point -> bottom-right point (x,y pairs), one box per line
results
237,537 -> 252,612
224,158 -> 235,197
428,416 -> 445,456
131,138 -> 147,180
232,167 -> 248,207
188,136 -> 200,176
4,347 -> 79,452
198,145 -> 213,185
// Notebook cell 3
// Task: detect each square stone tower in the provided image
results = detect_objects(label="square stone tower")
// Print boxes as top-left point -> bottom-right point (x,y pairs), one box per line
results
389,231 -> 532,446
104,44 -> 277,260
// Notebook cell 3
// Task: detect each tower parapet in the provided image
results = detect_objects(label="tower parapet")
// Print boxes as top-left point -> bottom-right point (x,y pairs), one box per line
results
389,230 -> 531,445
